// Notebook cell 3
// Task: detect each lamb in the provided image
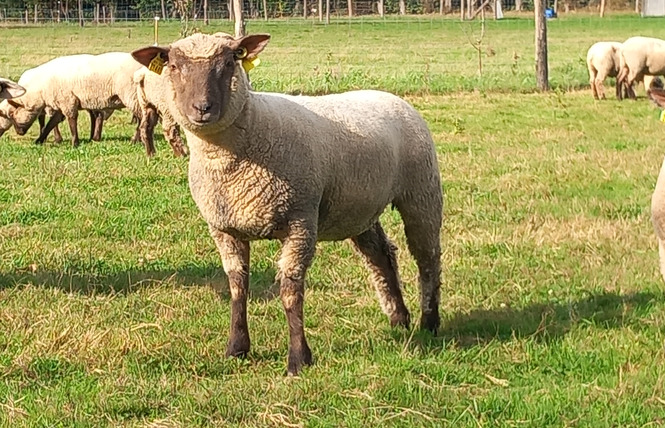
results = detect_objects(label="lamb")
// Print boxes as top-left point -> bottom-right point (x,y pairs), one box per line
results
0,78 -> 25,100
133,67 -> 188,157
617,36 -> 665,100
2,52 -> 144,149
132,33 -> 443,375
587,41 -> 623,100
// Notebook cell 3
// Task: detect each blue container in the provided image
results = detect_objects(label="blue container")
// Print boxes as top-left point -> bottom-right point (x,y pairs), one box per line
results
545,7 -> 557,18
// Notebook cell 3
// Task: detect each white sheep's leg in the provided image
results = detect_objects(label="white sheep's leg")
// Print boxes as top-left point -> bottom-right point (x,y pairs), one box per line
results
594,76 -> 607,100
351,222 -> 410,328
209,227 -> 251,357
35,111 -> 64,145
278,218 -> 316,376
395,195 -> 443,333
140,106 -> 159,157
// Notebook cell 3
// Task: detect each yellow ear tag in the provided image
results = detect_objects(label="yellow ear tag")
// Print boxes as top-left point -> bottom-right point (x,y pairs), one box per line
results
659,110 -> 665,123
242,57 -> 260,73
148,55 -> 165,75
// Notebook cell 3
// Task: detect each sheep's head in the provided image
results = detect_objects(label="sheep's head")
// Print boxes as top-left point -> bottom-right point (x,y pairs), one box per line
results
132,33 -> 270,133
4,99 -> 41,136
0,78 -> 25,101
0,101 -> 13,137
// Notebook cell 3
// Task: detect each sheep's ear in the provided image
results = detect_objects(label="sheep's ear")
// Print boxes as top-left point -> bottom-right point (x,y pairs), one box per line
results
235,34 -> 270,60
0,79 -> 25,100
649,87 -> 665,108
132,46 -> 170,74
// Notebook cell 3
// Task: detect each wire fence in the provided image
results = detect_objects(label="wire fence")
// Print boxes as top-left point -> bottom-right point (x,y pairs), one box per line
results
0,0 -> 642,23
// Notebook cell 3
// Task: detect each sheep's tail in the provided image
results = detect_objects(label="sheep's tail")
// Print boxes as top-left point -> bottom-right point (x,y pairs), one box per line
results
616,49 -> 630,100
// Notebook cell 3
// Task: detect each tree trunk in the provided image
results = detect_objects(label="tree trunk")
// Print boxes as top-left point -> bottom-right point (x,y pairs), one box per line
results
326,0 -> 330,23
304,0 -> 308,17
515,0 -> 521,11
534,0 -> 549,91
379,0 -> 384,16
233,0 -> 244,36
599,0 -> 606,17
34,3 -> 37,22
319,0 -> 323,20
204,0 -> 209,24
94,2 -> 99,24
635,0 -> 639,13
399,0 -> 405,14
445,0 -> 451,12
263,0 -> 268,19
460,0 -> 464,19
78,0 -> 83,26
347,0 -> 353,16
161,0 -> 167,18
228,0 -> 234,21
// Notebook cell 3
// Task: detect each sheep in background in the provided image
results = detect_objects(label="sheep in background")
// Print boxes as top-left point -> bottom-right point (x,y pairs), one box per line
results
617,36 -> 665,100
133,68 -> 187,157
586,41 -> 623,100
2,52 -> 145,151
132,33 -> 443,375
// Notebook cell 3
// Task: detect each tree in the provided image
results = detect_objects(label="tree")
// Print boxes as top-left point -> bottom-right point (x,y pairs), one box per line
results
534,0 -> 549,90
233,0 -> 244,36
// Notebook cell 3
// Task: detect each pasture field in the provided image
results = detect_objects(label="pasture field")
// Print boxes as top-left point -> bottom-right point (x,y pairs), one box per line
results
1,13 -> 665,427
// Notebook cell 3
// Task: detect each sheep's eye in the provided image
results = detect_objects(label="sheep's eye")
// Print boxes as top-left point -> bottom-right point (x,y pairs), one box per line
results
225,59 -> 234,68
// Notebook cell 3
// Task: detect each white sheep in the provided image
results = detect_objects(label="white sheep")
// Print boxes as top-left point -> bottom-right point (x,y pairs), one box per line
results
133,67 -> 187,157
2,52 -> 143,149
617,36 -> 665,100
0,78 -> 25,100
586,41 -> 622,100
132,33 -> 443,375
646,83 -> 665,281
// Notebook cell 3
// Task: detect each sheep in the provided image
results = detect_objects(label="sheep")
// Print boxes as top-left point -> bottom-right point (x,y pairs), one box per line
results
586,41 -> 623,100
0,78 -> 25,100
133,67 -> 188,157
2,52 -> 144,149
131,33 -> 443,375
646,80 -> 665,281
617,36 -> 665,100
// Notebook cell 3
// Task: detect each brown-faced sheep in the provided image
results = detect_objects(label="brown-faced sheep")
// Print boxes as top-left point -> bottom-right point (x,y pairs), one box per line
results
647,79 -> 665,281
132,33 -> 443,376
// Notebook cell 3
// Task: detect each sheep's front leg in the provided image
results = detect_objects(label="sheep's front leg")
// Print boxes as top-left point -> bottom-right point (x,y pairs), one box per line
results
209,227 -> 251,357
66,110 -> 79,147
35,111 -> 64,145
279,219 -> 316,376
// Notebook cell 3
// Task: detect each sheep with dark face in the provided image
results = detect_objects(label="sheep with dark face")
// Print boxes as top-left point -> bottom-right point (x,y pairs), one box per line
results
132,33 -> 443,375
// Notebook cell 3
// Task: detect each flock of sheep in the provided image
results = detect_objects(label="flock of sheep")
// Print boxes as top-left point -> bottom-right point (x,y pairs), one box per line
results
0,32 -> 444,376
3,31 -> 665,376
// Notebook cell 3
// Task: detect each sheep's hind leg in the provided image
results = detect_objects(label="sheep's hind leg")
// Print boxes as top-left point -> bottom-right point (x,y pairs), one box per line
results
278,218 -> 316,376
351,222 -> 410,328
140,106 -> 159,157
209,227 -> 251,358
395,196 -> 443,333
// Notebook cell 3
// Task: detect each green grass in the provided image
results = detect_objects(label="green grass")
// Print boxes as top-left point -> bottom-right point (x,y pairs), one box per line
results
1,13 -> 665,427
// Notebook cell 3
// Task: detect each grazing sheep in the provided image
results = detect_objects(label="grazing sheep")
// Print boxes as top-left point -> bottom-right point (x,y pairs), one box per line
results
647,80 -> 665,281
617,36 -> 665,100
0,78 -> 25,100
133,68 -> 188,157
132,33 -> 443,375
586,41 -> 623,100
2,52 -> 144,149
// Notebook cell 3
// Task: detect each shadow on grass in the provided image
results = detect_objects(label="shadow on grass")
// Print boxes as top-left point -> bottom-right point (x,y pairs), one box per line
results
403,291 -> 661,350
0,264 -> 279,302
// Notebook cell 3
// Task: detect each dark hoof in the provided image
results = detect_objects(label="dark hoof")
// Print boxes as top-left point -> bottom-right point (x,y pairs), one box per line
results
390,310 -> 411,329
420,311 -> 440,333
287,344 -> 313,376
225,335 -> 250,358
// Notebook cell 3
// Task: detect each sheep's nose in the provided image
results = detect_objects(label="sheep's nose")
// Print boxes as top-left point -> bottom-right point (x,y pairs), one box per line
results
193,102 -> 212,114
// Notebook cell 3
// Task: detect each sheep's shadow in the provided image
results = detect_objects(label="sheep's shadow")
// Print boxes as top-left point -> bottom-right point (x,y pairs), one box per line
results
399,291 -> 661,350
0,264 -> 279,302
